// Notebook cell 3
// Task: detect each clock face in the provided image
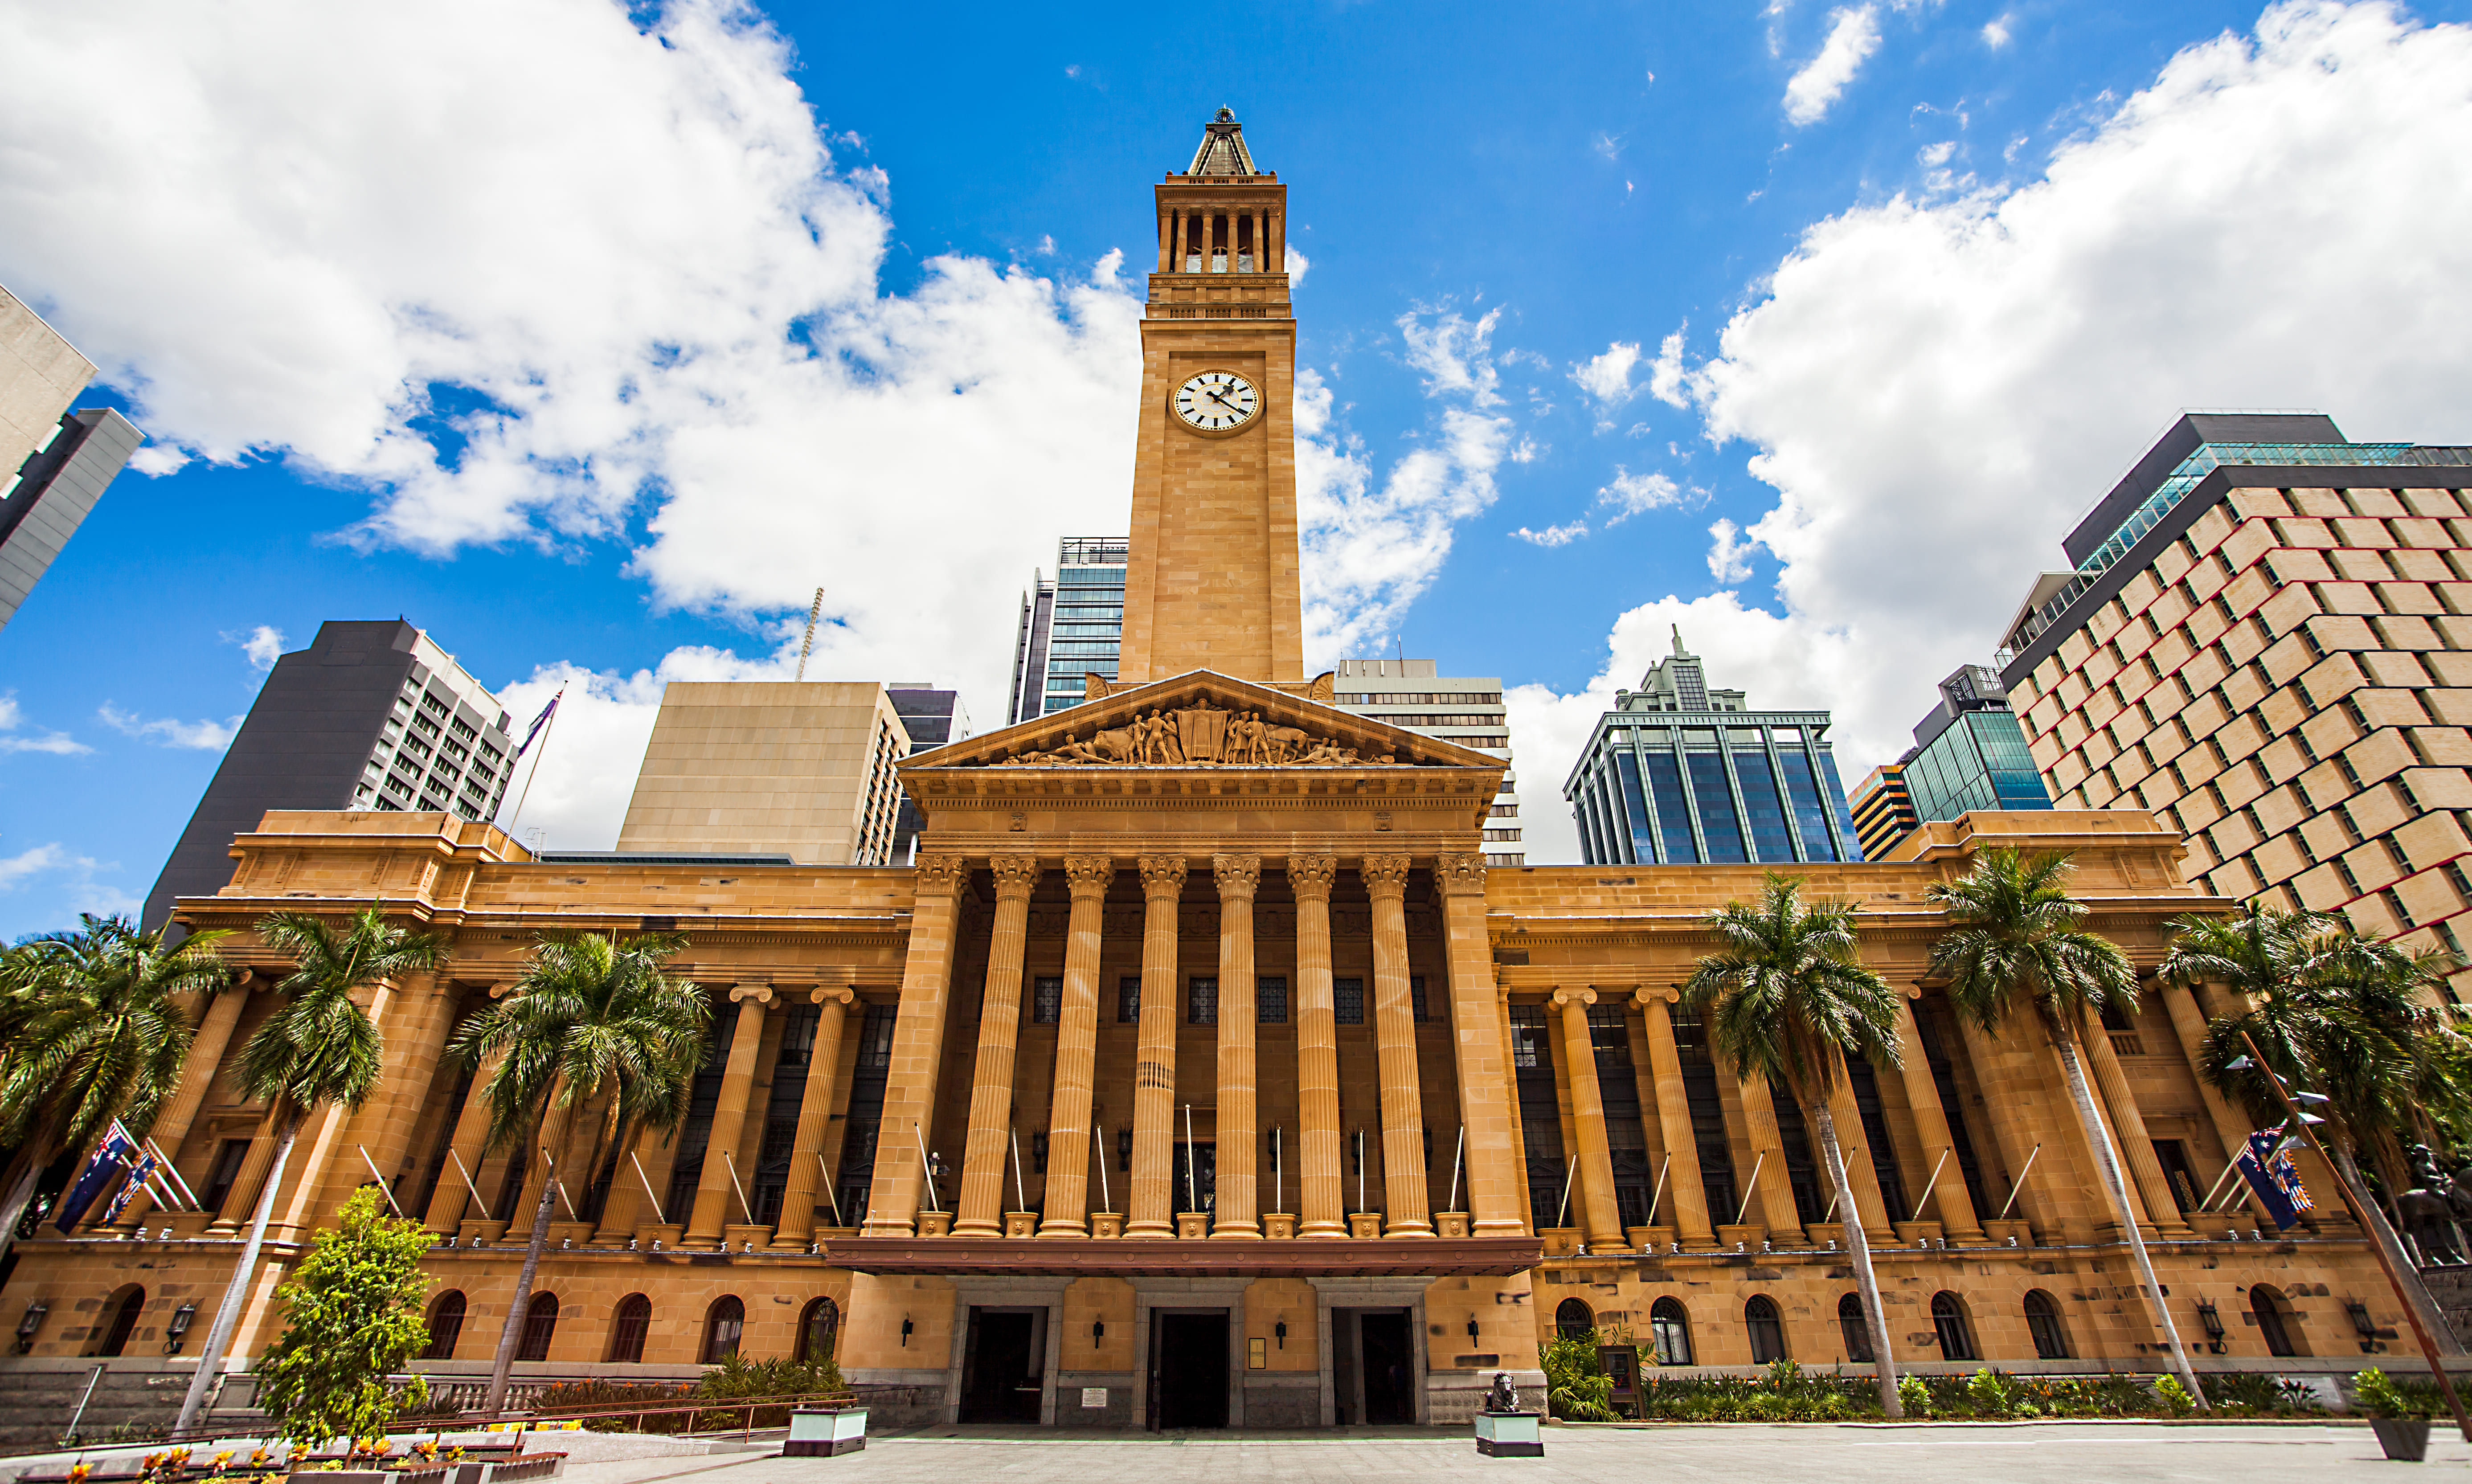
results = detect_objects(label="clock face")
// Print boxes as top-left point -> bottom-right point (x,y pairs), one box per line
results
1173,371 -> 1259,433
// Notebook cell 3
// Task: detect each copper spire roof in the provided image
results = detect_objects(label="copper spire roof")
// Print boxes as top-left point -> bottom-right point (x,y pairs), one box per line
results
1185,106 -> 1258,176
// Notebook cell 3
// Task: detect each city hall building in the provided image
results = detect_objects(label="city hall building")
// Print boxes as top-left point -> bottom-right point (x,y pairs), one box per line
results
0,115 -> 2419,1432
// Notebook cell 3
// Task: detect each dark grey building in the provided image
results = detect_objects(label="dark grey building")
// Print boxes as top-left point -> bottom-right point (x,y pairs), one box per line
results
885,684 -> 972,863
1,406 -> 142,632
146,621 -> 515,928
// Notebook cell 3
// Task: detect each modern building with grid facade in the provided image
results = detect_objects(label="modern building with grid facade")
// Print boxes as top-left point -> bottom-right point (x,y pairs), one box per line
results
615,681 -> 914,867
1998,412 -> 2472,984
1331,658 -> 1522,865
1563,632 -> 1863,866
1007,537 -> 1129,722
1848,764 -> 1917,861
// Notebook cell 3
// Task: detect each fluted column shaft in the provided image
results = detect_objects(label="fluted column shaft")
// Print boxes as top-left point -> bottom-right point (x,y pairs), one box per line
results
1438,855 -> 1522,1235
1888,997 -> 1984,1240
1037,856 -> 1114,1237
1290,856 -> 1346,1238
687,985 -> 773,1244
2159,983 -> 2266,1222
1551,988 -> 1624,1248
955,859 -> 1041,1238
1126,856 -> 1189,1238
771,985 -> 858,1247
1821,1077 -> 1895,1240
422,1045 -> 507,1231
1212,855 -> 1262,1238
116,981 -> 250,1228
861,857 -> 969,1236
1638,994 -> 1714,1247
1363,854 -> 1432,1236
1735,1072 -> 1807,1243
2084,1018 -> 2191,1237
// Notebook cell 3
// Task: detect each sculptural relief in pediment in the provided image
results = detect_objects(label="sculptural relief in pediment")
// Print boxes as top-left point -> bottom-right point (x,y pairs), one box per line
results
985,697 -> 1404,769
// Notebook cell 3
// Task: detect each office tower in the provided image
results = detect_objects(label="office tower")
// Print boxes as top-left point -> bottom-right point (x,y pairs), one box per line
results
885,685 -> 973,863
143,621 -> 514,928
1006,537 -> 1129,722
1331,658 -> 1523,865
1858,666 -> 2055,859
1997,413 -> 2472,983
1,284 -> 142,632
615,681 -> 912,866
1564,630 -> 1863,866
1847,764 -> 1917,862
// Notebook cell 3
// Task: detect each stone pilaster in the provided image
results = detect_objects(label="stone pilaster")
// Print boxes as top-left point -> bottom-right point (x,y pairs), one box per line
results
1551,987 -> 1625,1249
2084,1018 -> 2192,1238
1289,854 -> 1345,1238
1637,991 -> 1715,1248
861,854 -> 969,1237
1735,1072 -> 1809,1244
1437,853 -> 1523,1235
954,856 -> 1041,1238
1212,854 -> 1262,1238
271,974 -> 405,1240
1362,854 -> 1431,1237
772,982 -> 859,1247
1126,854 -> 1188,1239
686,984 -> 774,1245
1887,995 -> 1984,1241
1037,855 -> 1114,1238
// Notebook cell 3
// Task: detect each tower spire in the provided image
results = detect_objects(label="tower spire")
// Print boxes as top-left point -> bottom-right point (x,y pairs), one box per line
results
1186,106 -> 1258,176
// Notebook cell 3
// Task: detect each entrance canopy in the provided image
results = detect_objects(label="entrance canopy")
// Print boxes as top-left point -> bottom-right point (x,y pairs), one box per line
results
824,1235 -> 1540,1279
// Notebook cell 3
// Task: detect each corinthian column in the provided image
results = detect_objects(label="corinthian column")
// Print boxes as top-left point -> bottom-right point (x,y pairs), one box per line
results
1637,991 -> 1715,1249
771,983 -> 857,1248
954,856 -> 1041,1238
860,855 -> 969,1237
1363,854 -> 1432,1237
1551,987 -> 1625,1249
1437,853 -> 1523,1235
686,984 -> 773,1245
1125,855 -> 1188,1239
1289,854 -> 1346,1238
1888,995 -> 1984,1242
115,977 -> 252,1229
2084,1015 -> 2192,1238
1212,854 -> 1262,1238
1037,855 -> 1114,1237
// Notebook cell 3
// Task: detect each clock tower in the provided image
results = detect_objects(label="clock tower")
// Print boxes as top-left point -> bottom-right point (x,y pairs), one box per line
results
1116,109 -> 1306,687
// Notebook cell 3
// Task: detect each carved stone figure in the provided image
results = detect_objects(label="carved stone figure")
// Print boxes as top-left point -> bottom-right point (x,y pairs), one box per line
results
978,697 -> 1467,769
1485,1373 -> 1519,1414
2399,1143 -> 2467,1265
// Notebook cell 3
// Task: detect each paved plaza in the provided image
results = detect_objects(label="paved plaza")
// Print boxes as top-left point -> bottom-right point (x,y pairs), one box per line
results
547,1423 -> 2467,1484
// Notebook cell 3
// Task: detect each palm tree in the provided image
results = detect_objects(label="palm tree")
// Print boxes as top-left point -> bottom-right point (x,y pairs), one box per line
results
176,906 -> 446,1433
446,932 -> 707,1412
1683,873 -> 1906,1417
1928,848 -> 2208,1407
0,915 -> 230,1254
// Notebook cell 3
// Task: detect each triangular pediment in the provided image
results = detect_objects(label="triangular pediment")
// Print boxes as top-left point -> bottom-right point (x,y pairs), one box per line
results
904,670 -> 1505,774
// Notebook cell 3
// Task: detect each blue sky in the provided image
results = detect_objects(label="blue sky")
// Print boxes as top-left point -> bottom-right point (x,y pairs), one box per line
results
5,0 -> 2472,932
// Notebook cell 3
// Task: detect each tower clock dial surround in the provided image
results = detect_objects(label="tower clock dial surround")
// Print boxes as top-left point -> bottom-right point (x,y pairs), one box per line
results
1171,370 -> 1259,436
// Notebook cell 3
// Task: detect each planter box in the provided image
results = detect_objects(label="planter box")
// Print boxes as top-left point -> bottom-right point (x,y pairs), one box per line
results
1474,1410 -> 1543,1457
1715,1223 -> 1764,1251
721,1222 -> 770,1251
1981,1218 -> 2034,1247
1891,1220 -> 1944,1248
1003,1211 -> 1038,1237
785,1406 -> 868,1457
486,1455 -> 565,1483
2373,1418 -> 2431,1462
1090,1212 -> 1125,1238
917,1210 -> 954,1237
1625,1225 -> 1675,1254
458,1219 -> 512,1245
1182,1212 -> 1216,1239
1537,1226 -> 1580,1255
291,1472 -> 390,1484
1260,1213 -> 1296,1239
634,1221 -> 685,1249
1435,1212 -> 1471,1238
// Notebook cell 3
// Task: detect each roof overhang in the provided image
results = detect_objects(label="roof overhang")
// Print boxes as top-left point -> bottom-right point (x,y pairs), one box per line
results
822,1235 -> 1541,1279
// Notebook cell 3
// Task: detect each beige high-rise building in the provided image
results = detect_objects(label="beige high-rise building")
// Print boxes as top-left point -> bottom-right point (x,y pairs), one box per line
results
616,681 -> 911,865
1,281 -> 142,631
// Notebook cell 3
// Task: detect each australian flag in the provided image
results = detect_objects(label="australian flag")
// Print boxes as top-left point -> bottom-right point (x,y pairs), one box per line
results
54,1123 -> 140,1232
102,1143 -> 161,1226
512,690 -> 562,760
2234,1127 -> 2315,1231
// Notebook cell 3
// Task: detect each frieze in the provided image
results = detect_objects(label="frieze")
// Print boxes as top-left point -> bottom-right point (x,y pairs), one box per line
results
985,699 -> 1415,769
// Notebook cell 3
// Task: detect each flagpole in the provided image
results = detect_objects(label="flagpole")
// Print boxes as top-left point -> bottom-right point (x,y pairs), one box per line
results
505,689 -> 565,844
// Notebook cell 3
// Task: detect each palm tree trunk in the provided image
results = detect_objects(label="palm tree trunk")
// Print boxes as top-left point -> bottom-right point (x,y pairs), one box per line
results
484,1160 -> 562,1414
1811,1100 -> 1901,1418
0,1158 -> 45,1263
175,1112 -> 303,1434
2333,1141 -> 2464,1355
2050,1034 -> 2210,1409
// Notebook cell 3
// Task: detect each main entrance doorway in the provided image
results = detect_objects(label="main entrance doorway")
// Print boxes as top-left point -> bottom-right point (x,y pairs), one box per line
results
1330,1306 -> 1416,1424
958,1306 -> 1046,1422
1147,1310 -> 1229,1430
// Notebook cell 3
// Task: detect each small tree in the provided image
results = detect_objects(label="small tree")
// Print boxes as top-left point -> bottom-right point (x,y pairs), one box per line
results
255,1186 -> 435,1451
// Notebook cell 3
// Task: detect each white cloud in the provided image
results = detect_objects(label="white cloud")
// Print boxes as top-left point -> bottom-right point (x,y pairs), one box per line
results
0,843 -> 65,891
1646,328 -> 1690,408
0,841 -> 141,923
1918,140 -> 1955,167
1707,517 -> 1760,582
1285,246 -> 1310,288
98,703 -> 241,751
1514,0 -> 2472,862
0,695 -> 90,756
1571,341 -> 1641,416
1982,14 -> 2014,48
1398,306 -> 1506,409
1511,522 -> 1589,547
1784,5 -> 1883,126
1592,132 -> 1624,163
1596,467 -> 1689,525
227,624 -> 286,670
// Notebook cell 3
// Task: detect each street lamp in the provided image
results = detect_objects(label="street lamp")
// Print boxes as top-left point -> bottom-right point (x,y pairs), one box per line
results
2194,1300 -> 2226,1355
15,1302 -> 46,1354
164,1302 -> 197,1355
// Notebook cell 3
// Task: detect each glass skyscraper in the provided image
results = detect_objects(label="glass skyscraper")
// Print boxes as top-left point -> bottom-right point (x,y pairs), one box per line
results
1564,630 -> 1862,866
1850,665 -> 2053,857
1006,537 -> 1129,722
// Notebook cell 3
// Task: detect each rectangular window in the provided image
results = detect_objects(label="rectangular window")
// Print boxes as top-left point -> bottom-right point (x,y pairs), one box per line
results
1117,975 -> 1140,1024
1643,750 -> 1698,863
1334,977 -> 1366,1026
1187,976 -> 1218,1026
1410,975 -> 1430,1023
1031,976 -> 1063,1025
1258,976 -> 1289,1024
201,1138 -> 252,1213
1686,752 -> 1748,862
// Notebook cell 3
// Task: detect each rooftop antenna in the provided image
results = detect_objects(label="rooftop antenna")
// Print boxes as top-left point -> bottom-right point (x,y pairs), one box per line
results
794,586 -> 826,681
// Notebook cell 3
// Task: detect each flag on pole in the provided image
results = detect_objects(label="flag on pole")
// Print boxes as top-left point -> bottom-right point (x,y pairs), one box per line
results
2234,1126 -> 2314,1231
55,1123 -> 141,1232
512,690 -> 563,760
102,1143 -> 161,1225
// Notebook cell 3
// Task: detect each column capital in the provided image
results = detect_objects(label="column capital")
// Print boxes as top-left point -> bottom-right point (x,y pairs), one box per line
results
808,984 -> 857,1007
1551,986 -> 1597,1010
1212,854 -> 1262,899
1287,854 -> 1338,898
1434,853 -> 1488,897
1064,854 -> 1116,898
1633,985 -> 1681,1007
729,983 -> 776,1006
1361,853 -> 1412,896
1138,854 -> 1189,898
914,854 -> 969,898
989,854 -> 1042,899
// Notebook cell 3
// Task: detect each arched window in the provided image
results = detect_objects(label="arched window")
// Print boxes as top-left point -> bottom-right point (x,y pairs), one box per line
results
1648,1297 -> 1692,1366
608,1294 -> 652,1364
95,1286 -> 145,1358
2023,1289 -> 2070,1360
1554,1298 -> 1594,1341
1837,1292 -> 1872,1363
420,1291 -> 467,1361
2250,1285 -> 2304,1357
516,1292 -> 559,1363
1929,1292 -> 1977,1362
798,1296 -> 840,1364
703,1296 -> 746,1364
1744,1296 -> 1787,1364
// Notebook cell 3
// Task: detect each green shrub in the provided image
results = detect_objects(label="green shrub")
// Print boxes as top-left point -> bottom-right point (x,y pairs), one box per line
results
1541,1336 -> 1618,1421
2154,1375 -> 2196,1417
1898,1374 -> 1930,1418
2356,1367 -> 2431,1420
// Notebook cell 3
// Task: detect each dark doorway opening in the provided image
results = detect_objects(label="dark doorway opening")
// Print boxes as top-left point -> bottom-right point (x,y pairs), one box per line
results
1359,1311 -> 1413,1423
959,1307 -> 1044,1422
1150,1310 -> 1229,1429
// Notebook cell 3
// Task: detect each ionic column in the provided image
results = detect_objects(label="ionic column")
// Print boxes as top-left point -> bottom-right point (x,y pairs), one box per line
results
1037,855 -> 1114,1237
771,983 -> 859,1248
270,974 -> 404,1239
2083,1017 -> 2192,1238
1437,854 -> 1522,1235
1126,855 -> 1188,1239
954,856 -> 1041,1238
686,985 -> 774,1245
1550,988 -> 1624,1249
1363,854 -> 1432,1237
1289,855 -> 1346,1238
1637,992 -> 1714,1248
1213,854 -> 1263,1238
114,977 -> 251,1229
1734,1072 -> 1807,1243
861,855 -> 970,1237
1887,996 -> 1984,1241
